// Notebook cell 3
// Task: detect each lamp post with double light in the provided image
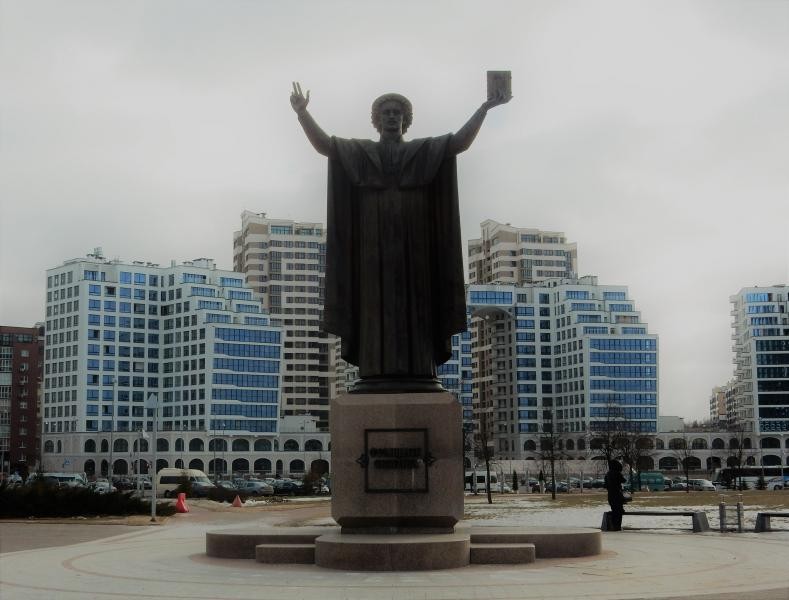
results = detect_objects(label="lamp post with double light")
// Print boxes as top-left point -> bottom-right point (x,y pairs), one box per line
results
108,376 -> 117,485
147,393 -> 158,522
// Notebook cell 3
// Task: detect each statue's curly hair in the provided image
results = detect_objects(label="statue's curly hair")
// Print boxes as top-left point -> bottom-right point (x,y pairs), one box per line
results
371,93 -> 413,134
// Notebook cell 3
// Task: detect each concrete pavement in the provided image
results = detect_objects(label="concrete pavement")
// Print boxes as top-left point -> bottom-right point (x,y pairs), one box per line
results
1,501 -> 788,600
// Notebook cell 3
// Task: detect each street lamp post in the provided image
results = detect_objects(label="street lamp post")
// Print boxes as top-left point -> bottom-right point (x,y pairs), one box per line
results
222,426 -> 228,480
108,376 -> 116,484
147,393 -> 158,522
212,425 -> 218,483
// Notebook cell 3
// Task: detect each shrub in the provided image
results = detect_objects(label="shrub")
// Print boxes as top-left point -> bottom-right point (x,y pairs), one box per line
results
0,481 -> 176,518
175,477 -> 193,497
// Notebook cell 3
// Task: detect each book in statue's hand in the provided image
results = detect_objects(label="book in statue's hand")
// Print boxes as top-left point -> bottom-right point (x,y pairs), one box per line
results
487,70 -> 512,100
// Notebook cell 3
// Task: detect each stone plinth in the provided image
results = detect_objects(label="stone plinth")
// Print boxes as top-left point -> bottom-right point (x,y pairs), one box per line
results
330,392 -> 463,531
314,532 -> 470,571
205,526 -> 603,565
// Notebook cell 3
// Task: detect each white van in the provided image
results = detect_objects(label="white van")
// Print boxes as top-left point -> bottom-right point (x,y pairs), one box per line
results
156,468 -> 211,497
464,471 -> 501,492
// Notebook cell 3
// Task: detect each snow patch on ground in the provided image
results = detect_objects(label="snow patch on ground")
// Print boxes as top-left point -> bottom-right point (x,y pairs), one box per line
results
464,497 -> 772,531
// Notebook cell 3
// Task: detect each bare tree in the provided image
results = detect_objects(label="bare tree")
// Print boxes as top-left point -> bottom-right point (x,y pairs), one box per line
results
537,411 -> 569,501
618,430 -> 657,492
726,422 -> 755,490
670,432 -> 695,494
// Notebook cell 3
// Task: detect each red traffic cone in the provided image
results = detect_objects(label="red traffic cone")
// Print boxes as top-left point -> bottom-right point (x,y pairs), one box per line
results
175,492 -> 190,513
232,495 -> 243,508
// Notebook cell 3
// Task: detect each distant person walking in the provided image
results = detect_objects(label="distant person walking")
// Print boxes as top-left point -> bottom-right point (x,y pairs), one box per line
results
605,460 -> 627,531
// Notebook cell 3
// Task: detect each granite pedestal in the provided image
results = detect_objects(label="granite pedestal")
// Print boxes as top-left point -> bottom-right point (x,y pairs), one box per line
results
329,392 -> 463,533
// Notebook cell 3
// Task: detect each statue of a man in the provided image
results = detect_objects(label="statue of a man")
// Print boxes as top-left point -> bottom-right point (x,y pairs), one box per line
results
291,82 -> 510,393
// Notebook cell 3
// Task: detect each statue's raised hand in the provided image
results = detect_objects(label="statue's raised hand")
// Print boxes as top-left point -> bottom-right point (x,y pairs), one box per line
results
290,82 -> 310,114
482,88 -> 512,112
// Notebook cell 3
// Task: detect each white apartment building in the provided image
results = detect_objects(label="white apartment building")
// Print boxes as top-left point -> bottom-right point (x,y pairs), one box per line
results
468,220 -> 578,285
41,250 -> 301,478
465,277 -> 659,462
233,211 -> 331,429
729,286 -> 789,435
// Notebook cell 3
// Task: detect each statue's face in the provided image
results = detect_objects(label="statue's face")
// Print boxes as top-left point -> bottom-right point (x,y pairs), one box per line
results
378,100 -> 404,135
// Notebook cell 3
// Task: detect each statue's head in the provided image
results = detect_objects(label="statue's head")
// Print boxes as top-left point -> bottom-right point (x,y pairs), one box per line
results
371,93 -> 413,134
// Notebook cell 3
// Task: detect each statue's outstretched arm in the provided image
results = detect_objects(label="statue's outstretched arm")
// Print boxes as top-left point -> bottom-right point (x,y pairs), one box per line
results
290,82 -> 332,157
448,89 -> 511,156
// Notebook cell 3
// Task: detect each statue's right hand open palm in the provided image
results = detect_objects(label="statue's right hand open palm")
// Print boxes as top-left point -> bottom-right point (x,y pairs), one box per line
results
290,82 -> 310,114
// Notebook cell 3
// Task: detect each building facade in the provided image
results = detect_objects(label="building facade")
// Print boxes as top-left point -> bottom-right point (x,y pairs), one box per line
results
0,325 -> 44,477
729,286 -> 789,434
463,277 -> 658,462
709,382 -> 734,428
233,211 -> 331,429
41,250 -> 290,478
468,220 -> 578,285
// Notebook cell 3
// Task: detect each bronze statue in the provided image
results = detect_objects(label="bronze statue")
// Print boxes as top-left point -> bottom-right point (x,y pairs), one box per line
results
291,82 -> 510,393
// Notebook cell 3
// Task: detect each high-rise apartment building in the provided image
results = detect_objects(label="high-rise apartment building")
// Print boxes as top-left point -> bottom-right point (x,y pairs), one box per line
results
42,250 -> 282,477
0,325 -> 44,477
233,211 -> 331,428
463,277 -> 658,461
468,220 -> 578,285
729,286 -> 789,434
709,382 -> 734,427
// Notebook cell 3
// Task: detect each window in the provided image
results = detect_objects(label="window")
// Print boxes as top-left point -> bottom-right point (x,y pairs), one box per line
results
469,290 -> 512,304
219,277 -> 243,287
183,273 -> 207,284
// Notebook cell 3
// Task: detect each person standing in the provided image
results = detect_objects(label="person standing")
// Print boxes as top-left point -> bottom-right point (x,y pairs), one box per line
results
605,460 -> 627,531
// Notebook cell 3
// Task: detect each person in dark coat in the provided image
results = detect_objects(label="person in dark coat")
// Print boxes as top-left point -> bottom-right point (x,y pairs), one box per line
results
604,459 -> 627,531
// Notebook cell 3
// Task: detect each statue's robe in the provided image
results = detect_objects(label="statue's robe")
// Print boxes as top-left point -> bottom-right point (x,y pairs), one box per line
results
322,135 -> 466,384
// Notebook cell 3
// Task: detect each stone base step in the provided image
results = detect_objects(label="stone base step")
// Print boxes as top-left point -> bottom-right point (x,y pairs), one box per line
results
206,527 -> 334,559
470,543 -> 535,564
315,532 -> 470,571
469,527 -> 602,558
256,544 -> 315,564
206,526 -> 603,565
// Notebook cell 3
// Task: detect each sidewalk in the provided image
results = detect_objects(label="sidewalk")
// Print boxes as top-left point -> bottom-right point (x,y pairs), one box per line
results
1,502 -> 788,599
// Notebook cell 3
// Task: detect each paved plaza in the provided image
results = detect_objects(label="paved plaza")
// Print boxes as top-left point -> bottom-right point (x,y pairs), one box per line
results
1,500 -> 789,600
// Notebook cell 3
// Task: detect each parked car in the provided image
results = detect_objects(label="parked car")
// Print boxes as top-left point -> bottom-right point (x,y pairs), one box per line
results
189,480 -> 217,497
89,480 -> 117,494
27,472 -> 87,488
546,481 -> 569,493
130,475 -> 152,490
688,479 -> 716,491
272,480 -> 306,496
766,476 -> 789,491
112,477 -> 133,490
670,481 -> 688,491
236,480 -> 274,496
216,480 -> 237,491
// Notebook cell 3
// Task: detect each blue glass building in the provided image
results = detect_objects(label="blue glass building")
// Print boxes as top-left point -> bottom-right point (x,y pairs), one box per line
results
458,277 -> 659,460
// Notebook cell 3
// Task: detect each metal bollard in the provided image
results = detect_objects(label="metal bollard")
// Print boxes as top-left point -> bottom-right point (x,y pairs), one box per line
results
719,496 -> 727,532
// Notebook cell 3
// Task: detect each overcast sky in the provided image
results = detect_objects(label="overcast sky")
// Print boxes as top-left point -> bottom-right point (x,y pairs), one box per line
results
1,1 -> 787,421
